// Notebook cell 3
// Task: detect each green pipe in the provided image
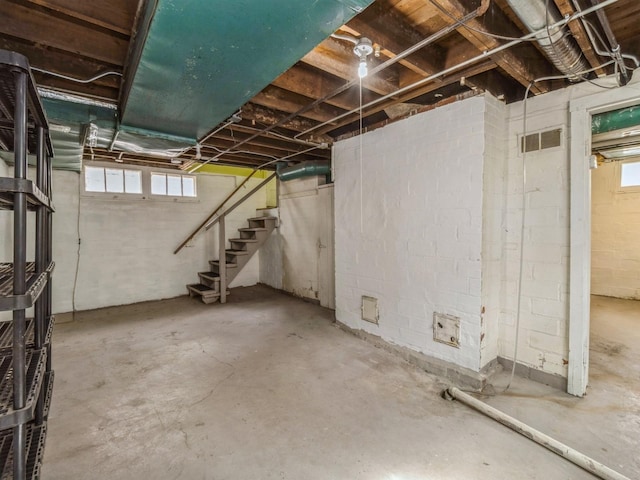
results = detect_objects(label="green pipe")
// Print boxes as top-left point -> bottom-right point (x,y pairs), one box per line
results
592,105 -> 640,134
277,161 -> 331,181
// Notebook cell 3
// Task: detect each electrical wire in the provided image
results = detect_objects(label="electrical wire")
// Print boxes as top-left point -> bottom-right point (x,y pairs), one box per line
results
502,59 -> 618,394
429,0 -> 551,42
359,75 -> 364,233
31,67 -> 122,84
71,172 -> 82,319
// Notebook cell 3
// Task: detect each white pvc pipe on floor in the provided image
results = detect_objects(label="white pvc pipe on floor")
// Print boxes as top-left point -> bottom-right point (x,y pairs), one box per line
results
443,387 -> 631,480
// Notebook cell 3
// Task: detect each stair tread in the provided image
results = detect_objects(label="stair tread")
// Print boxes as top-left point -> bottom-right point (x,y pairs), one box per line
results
226,249 -> 249,256
247,216 -> 277,221
239,227 -> 267,232
229,238 -> 258,243
198,272 -> 220,279
209,260 -> 238,268
187,283 -> 220,295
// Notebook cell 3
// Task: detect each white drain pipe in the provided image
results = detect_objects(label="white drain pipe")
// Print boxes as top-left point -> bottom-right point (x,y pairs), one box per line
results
443,387 -> 631,480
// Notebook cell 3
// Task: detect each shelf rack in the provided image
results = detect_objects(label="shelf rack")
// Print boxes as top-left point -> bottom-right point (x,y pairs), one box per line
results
0,49 -> 54,480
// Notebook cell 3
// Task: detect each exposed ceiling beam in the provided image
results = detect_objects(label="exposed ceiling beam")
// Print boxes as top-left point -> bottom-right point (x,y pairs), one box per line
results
342,2 -> 446,77
19,0 -> 135,36
301,37 -> 400,96
320,59 -> 496,136
252,86 -> 347,124
430,0 -> 551,93
0,1 -> 128,66
271,64 -> 378,112
240,103 -> 333,144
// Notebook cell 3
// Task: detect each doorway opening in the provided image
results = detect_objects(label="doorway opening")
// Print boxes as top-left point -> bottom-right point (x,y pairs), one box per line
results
589,110 -> 640,396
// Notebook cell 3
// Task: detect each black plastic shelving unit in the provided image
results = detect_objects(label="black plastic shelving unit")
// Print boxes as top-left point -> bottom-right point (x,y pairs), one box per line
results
0,49 -> 54,480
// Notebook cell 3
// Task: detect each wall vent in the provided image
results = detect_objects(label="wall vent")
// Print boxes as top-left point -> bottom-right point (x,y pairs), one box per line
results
520,128 -> 562,153
361,296 -> 379,324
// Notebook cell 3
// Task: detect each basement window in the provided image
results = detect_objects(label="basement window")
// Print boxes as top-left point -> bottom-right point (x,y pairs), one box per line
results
620,160 -> 640,188
150,173 -> 197,197
85,166 -> 142,194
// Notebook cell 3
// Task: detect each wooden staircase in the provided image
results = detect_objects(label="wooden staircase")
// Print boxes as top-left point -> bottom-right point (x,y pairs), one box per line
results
187,215 -> 277,303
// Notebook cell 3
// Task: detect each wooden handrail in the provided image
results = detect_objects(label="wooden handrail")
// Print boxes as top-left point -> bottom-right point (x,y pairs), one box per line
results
173,171 -> 276,254
204,173 -> 277,232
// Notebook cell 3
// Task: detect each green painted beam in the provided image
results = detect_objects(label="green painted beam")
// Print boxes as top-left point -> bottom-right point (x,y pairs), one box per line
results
121,0 -> 374,141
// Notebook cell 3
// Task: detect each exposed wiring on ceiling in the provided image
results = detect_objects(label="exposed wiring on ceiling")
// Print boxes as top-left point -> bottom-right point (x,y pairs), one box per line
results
543,0 -> 617,90
581,18 -> 640,69
429,0 -> 552,42
31,67 -> 122,84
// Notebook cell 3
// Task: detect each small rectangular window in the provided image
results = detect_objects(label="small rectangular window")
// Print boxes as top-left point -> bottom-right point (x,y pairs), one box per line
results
621,160 -> 640,187
167,175 -> 182,196
85,166 -> 106,192
151,173 -> 167,195
84,166 -> 142,194
151,172 -> 196,197
124,170 -> 142,194
182,176 -> 196,197
105,168 -> 124,193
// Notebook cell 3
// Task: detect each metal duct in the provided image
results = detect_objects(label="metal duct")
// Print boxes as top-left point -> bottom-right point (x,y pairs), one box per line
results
277,161 -> 331,182
505,0 -> 589,80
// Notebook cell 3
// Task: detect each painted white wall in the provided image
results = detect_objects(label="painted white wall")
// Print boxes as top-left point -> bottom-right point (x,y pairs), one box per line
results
481,94 -> 507,368
591,160 -> 640,299
500,75 -> 640,379
259,177 -> 335,308
51,163 -> 266,313
501,89 -> 573,378
334,96 -> 487,372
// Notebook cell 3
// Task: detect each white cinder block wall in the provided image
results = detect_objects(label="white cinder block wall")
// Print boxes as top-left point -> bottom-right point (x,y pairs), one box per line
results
498,76 -> 640,379
260,176 -> 335,309
334,96 -> 487,372
480,94 -> 507,368
591,160 -> 640,299
501,90 -> 573,378
51,164 -> 265,313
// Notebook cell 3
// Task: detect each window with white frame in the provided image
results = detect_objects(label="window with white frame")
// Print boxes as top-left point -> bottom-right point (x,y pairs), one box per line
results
85,166 -> 142,194
620,160 -> 640,188
150,172 -> 196,197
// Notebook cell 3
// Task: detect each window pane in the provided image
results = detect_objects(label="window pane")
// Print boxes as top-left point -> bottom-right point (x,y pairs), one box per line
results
182,176 -> 196,197
621,161 -> 640,187
105,168 -> 124,193
124,170 -> 142,194
151,173 -> 167,195
167,175 -> 182,196
85,167 -> 105,192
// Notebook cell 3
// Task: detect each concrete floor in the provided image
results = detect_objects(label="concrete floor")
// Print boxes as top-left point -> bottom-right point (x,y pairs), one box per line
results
43,286 -> 639,479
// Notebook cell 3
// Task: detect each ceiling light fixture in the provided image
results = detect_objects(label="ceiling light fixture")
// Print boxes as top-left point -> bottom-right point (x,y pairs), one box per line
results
353,37 -> 373,78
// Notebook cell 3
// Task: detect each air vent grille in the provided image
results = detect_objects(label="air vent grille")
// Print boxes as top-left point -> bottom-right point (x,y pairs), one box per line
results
521,128 -> 562,153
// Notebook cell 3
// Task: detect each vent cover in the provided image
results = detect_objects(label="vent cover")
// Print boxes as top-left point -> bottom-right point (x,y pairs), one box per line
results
361,296 -> 379,324
520,128 -> 562,153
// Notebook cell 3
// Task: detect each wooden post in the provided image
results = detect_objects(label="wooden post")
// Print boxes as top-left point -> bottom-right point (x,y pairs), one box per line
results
218,213 -> 227,304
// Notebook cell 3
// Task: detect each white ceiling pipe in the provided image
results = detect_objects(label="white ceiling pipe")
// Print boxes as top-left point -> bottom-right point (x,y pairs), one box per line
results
443,387 -> 631,480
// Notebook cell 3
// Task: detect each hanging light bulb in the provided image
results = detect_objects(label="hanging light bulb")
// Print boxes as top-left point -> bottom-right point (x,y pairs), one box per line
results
353,37 -> 373,79
358,59 -> 368,78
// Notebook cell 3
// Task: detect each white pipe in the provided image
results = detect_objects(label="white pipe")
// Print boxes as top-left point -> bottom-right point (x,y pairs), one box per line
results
295,0 -> 621,139
31,67 -> 122,84
443,387 -> 631,480
331,33 -> 359,45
